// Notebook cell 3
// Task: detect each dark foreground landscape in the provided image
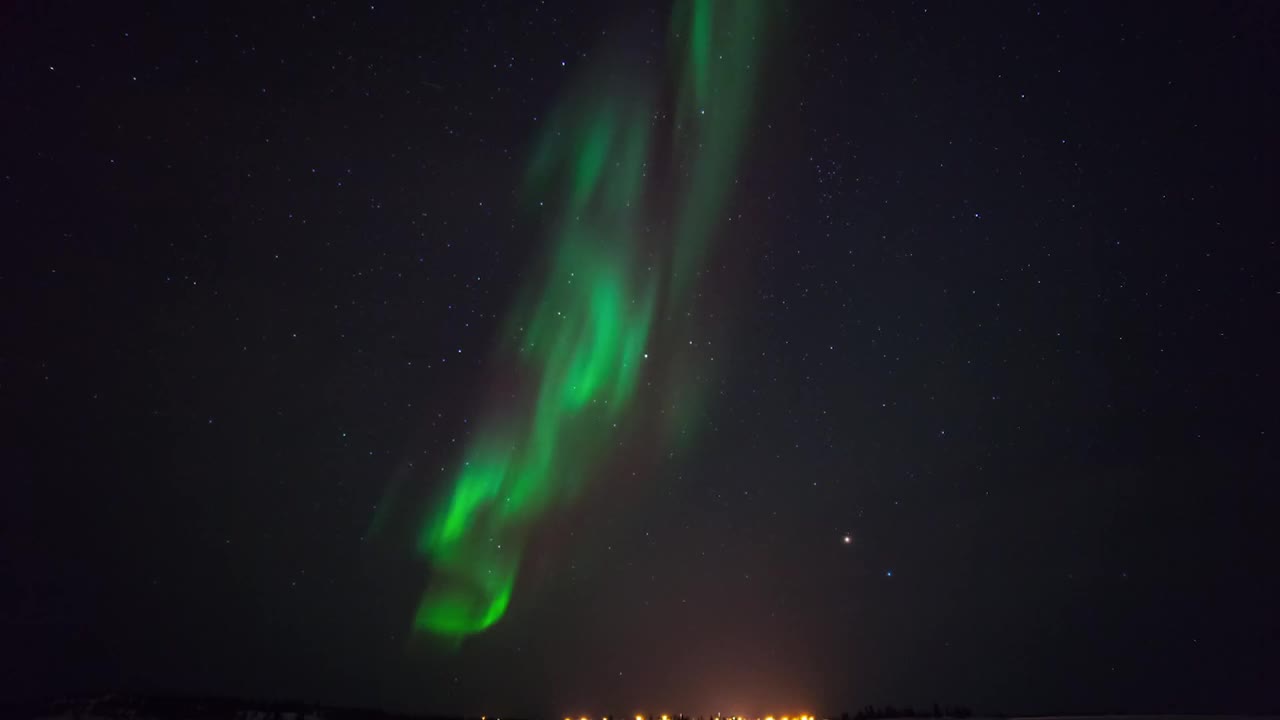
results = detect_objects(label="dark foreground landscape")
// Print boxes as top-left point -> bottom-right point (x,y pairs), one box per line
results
6,697 -> 1280,720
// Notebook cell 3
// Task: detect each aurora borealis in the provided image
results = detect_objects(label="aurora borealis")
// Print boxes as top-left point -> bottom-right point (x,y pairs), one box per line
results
9,0 -> 1277,714
414,0 -> 768,637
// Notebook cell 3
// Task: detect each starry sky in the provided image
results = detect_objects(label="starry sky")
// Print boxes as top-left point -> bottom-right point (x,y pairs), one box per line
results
3,1 -> 1278,717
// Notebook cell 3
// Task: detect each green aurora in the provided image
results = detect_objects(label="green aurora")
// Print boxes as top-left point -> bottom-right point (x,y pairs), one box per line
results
413,0 -> 768,638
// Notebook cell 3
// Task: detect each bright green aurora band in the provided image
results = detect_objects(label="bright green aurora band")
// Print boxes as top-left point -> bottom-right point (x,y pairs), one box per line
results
413,0 -> 767,637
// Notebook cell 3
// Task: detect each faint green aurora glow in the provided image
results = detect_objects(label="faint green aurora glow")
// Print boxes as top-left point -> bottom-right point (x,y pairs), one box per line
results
413,0 -> 767,637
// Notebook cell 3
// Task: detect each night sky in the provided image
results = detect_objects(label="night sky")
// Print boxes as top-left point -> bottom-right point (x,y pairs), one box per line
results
4,1 -> 1278,717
